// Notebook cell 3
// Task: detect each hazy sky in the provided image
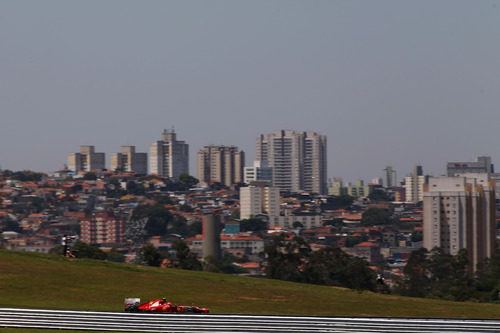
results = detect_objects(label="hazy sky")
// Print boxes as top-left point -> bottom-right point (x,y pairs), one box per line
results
1,1 -> 500,183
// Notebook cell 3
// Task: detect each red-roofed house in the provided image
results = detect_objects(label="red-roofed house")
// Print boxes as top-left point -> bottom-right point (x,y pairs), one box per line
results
233,262 -> 263,276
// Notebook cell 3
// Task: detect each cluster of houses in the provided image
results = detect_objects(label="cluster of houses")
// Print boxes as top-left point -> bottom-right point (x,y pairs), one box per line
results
0,169 -> 425,281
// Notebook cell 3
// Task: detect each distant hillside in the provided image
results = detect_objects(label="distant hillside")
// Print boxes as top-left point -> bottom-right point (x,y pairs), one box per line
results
1,249 -> 500,319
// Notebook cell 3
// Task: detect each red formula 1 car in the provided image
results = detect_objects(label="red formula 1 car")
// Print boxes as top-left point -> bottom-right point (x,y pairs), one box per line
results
125,298 -> 209,314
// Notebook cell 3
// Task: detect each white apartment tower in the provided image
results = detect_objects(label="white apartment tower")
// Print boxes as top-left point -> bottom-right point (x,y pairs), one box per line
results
110,146 -> 147,175
256,130 -> 327,194
149,129 -> 189,180
404,165 -> 426,203
197,145 -> 245,187
423,174 -> 496,272
68,145 -> 105,172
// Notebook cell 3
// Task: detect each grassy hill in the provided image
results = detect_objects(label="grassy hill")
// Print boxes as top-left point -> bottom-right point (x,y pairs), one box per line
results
1,249 -> 500,319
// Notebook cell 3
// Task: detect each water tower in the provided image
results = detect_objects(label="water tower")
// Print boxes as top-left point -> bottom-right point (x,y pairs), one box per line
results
202,214 -> 221,259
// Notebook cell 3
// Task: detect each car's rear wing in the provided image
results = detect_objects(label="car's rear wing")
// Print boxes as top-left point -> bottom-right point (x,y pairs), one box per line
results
124,298 -> 140,310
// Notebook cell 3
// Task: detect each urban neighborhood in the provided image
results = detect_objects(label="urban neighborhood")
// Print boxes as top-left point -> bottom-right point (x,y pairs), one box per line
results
1,129 -> 499,302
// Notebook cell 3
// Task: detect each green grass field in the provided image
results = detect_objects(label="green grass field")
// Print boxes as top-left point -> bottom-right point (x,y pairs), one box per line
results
1,249 -> 500,321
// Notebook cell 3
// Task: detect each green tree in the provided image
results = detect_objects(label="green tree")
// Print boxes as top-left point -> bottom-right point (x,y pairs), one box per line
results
261,234 -> 310,282
475,247 -> 500,301
68,184 -> 83,194
106,251 -> 126,263
168,215 -> 189,237
345,235 -> 366,247
427,248 -> 475,301
302,247 -> 376,291
345,257 -> 377,290
323,218 -> 343,232
361,207 -> 392,226
203,255 -> 224,273
321,195 -> 354,210
106,179 -> 124,198
302,247 -> 349,286
30,197 -> 47,213
83,172 -> 97,180
179,174 -> 199,188
368,189 -> 392,202
427,247 -> 455,298
203,253 -> 246,274
71,241 -> 106,260
165,217 -> 202,239
153,195 -> 173,205
240,217 -> 267,232
394,248 -> 430,297
188,220 -> 202,237
126,181 -> 145,195
1,219 -> 22,233
11,171 -> 43,182
131,204 -> 173,236
172,240 -> 202,270
230,209 -> 240,220
136,243 -> 163,266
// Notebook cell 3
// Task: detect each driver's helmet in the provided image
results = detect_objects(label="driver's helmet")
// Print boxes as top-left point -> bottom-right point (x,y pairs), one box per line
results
162,297 -> 167,302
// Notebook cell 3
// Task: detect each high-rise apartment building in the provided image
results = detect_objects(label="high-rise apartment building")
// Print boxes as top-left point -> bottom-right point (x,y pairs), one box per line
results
149,129 -> 189,180
244,161 -> 273,184
381,166 -> 397,188
68,145 -> 105,172
239,185 -> 280,220
423,174 -> 496,272
110,146 -> 147,175
256,130 -> 327,194
404,165 -> 427,203
197,145 -> 244,187
80,212 -> 126,246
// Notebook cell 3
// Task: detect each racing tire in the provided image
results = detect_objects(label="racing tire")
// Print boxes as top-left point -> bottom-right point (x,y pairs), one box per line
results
125,304 -> 139,313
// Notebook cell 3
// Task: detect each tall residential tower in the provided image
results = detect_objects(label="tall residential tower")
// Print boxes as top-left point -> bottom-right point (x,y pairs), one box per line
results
381,166 -> 397,188
149,129 -> 189,180
197,145 -> 245,187
404,165 -> 427,203
423,174 -> 496,272
256,130 -> 327,194
110,146 -> 147,175
68,145 -> 105,172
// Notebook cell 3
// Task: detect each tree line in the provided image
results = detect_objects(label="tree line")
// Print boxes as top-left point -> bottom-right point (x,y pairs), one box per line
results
261,234 -> 377,291
395,246 -> 500,302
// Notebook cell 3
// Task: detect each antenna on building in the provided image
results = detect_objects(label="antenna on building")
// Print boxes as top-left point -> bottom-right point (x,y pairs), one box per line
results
171,125 -> 175,133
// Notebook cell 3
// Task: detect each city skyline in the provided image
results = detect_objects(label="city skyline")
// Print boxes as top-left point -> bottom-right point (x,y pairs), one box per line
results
30,133 -> 500,185
2,1 -> 500,181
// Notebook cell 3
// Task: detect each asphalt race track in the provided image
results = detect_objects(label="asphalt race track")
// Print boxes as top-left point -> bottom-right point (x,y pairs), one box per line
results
1,308 -> 499,332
